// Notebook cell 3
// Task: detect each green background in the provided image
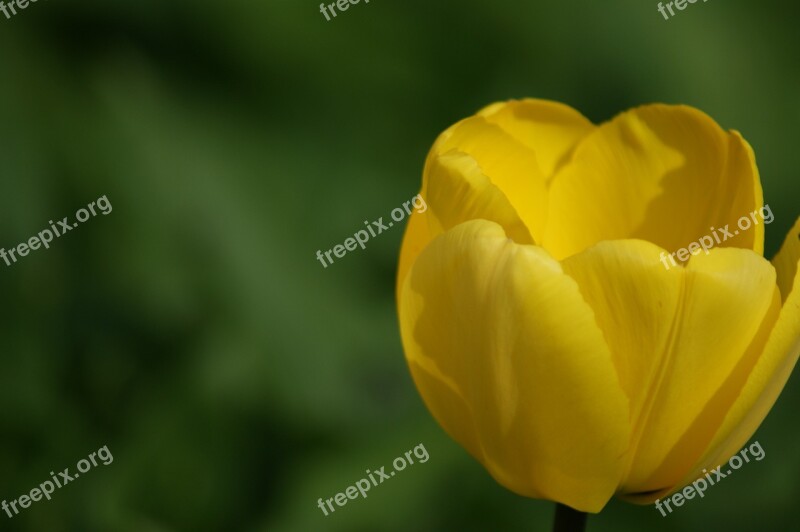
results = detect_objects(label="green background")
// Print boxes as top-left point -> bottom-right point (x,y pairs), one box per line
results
0,0 -> 797,530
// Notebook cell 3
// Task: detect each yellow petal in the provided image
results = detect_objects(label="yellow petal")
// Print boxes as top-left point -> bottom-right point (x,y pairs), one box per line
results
425,115 -> 549,242
635,221 -> 800,503
424,151 -> 534,244
395,150 -> 535,302
545,105 -> 764,260
561,241 -> 778,493
399,219 -> 630,512
772,216 -> 800,302
399,98 -> 595,293
396,208 -> 431,304
477,98 -> 595,178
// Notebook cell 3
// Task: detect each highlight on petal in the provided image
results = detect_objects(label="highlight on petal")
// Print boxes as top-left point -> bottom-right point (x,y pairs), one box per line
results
398,220 -> 630,513
544,105 -> 764,260
561,241 -> 779,494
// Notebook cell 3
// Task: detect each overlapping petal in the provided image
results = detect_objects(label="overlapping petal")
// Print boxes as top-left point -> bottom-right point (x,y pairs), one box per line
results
544,105 -> 764,260
399,99 -> 596,298
399,220 -> 630,512
396,149 -> 535,302
421,99 -> 595,246
561,241 -> 779,494
477,98 -> 595,179
628,219 -> 800,503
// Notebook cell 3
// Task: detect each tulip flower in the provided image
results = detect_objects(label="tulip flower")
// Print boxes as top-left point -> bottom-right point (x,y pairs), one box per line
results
396,99 -> 800,528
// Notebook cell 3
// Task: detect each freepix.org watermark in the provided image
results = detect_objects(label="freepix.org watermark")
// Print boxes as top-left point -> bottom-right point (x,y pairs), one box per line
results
319,0 -> 371,22
1,195 -> 112,268
654,440 -> 765,517
317,443 -> 429,517
2,445 -> 113,519
0,0 -> 45,21
659,205 -> 773,270
657,0 -> 710,21
315,194 -> 427,268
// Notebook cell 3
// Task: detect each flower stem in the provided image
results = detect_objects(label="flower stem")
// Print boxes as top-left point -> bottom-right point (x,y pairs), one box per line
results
552,503 -> 587,532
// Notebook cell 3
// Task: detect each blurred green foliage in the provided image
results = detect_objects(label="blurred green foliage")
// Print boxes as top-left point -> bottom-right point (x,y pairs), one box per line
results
0,0 -> 797,531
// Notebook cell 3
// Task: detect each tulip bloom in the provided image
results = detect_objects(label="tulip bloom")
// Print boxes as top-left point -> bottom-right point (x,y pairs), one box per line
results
396,99 -> 800,513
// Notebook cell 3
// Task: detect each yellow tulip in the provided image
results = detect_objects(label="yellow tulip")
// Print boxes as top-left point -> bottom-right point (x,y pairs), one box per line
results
396,99 -> 800,514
